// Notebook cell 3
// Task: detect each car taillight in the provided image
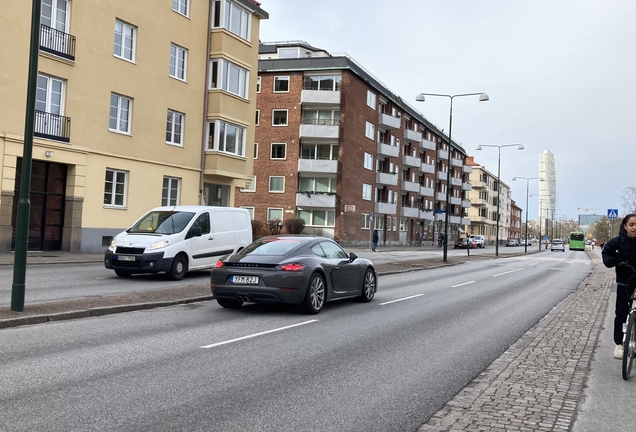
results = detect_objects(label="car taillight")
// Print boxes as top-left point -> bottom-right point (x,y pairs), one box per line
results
215,260 -> 224,268
280,263 -> 306,271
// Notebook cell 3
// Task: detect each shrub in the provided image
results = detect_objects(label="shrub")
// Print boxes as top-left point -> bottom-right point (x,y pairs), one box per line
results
284,217 -> 305,234
251,219 -> 264,237
266,218 -> 283,235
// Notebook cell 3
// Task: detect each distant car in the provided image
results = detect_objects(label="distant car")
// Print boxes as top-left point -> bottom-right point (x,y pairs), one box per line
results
551,239 -> 565,252
454,238 -> 477,249
210,235 -> 377,314
469,235 -> 485,248
521,240 -> 533,246
506,239 -> 520,247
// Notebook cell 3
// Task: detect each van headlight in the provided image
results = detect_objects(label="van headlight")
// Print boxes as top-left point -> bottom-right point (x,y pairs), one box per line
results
109,239 -> 117,252
150,239 -> 170,250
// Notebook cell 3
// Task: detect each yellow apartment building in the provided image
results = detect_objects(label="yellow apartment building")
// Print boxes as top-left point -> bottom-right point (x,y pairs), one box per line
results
1,0 -> 267,252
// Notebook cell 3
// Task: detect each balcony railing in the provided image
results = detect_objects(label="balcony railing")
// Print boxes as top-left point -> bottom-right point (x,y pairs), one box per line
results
34,110 -> 71,143
40,25 -> 76,61
301,118 -> 340,126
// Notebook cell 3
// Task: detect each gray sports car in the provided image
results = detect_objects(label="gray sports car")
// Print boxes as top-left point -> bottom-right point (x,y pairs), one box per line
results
210,235 -> 377,314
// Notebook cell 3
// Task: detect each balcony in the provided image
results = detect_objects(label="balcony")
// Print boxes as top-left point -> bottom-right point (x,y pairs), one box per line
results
376,171 -> 398,186
450,177 -> 462,187
472,180 -> 487,189
420,138 -> 436,152
461,217 -> 471,226
401,180 -> 419,193
474,198 -> 488,206
420,162 -> 435,174
462,183 -> 473,191
377,142 -> 399,158
463,165 -> 473,174
40,24 -> 76,61
437,171 -> 448,182
461,200 -> 472,208
451,158 -> 463,167
450,215 -> 461,224
402,154 -> 420,168
34,111 -> 71,143
420,210 -> 435,221
375,201 -> 397,215
400,205 -> 419,218
299,119 -> 339,139
450,196 -> 461,205
300,89 -> 341,105
436,192 -> 446,201
437,149 -> 449,160
378,112 -> 400,130
296,192 -> 336,208
420,186 -> 434,197
403,128 -> 422,143
435,212 -> 445,222
297,158 -> 338,175
472,216 -> 487,224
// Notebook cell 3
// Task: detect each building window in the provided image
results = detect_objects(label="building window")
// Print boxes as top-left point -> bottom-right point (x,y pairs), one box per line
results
109,93 -> 132,134
42,0 -> 69,33
36,74 -> 64,116
256,76 -> 261,93
207,120 -> 246,157
364,153 -> 373,170
272,110 -> 288,126
166,110 -> 184,146
299,177 -> 336,193
298,210 -> 335,227
365,121 -> 375,140
170,43 -> 187,81
209,58 -> 249,98
104,169 -> 127,207
274,76 -> 289,92
240,176 -> 256,192
301,143 -> 338,160
212,0 -> 251,40
162,177 -> 181,206
269,176 -> 285,193
172,0 -> 189,16
270,143 -> 286,159
303,75 -> 341,91
361,213 -> 371,229
255,109 -> 259,126
114,20 -> 136,62
240,206 -> 254,219
362,183 -> 372,201
301,109 -> 340,125
367,90 -> 376,109
267,208 -> 283,220
400,218 -> 407,231
253,143 -> 258,159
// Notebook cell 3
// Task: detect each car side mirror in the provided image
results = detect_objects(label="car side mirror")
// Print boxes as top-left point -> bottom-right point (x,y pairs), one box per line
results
189,226 -> 202,238
349,252 -> 358,262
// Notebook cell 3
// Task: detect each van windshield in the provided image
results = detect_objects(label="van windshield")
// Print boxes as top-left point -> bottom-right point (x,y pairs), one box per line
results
127,211 -> 195,234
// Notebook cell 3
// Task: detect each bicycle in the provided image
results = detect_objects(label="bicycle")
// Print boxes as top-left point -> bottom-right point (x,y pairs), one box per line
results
617,262 -> 636,380
413,233 -> 424,247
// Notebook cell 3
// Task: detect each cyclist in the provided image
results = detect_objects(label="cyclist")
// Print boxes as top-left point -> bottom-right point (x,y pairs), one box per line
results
602,213 -> 636,359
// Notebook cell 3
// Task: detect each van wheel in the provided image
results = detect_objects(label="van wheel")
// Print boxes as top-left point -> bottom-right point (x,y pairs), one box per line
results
115,270 -> 132,278
167,255 -> 187,281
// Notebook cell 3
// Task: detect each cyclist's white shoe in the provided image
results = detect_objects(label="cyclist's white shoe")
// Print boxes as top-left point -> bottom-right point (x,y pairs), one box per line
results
614,344 -> 624,360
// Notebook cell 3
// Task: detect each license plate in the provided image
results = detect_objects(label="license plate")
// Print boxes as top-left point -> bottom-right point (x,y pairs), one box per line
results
231,275 -> 259,285
116,255 -> 136,261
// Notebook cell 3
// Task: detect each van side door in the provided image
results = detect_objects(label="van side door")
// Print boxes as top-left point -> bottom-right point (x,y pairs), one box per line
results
189,211 -> 215,268
210,211 -> 238,257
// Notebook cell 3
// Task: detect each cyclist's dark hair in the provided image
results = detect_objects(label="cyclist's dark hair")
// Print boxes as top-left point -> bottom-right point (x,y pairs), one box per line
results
621,214 -> 636,226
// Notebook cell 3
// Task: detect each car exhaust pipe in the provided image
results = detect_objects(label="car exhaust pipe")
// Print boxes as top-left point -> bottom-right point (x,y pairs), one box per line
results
237,295 -> 249,302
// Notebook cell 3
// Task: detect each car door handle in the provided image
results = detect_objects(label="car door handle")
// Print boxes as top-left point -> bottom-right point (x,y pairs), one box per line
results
333,266 -> 340,269
208,236 -> 214,240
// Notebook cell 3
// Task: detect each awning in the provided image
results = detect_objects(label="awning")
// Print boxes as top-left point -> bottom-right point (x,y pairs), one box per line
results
458,227 -> 466,233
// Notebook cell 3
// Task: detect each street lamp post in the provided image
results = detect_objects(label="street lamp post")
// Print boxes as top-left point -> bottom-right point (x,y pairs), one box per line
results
512,176 -> 543,253
415,92 -> 489,262
530,194 -> 552,251
476,144 -> 524,257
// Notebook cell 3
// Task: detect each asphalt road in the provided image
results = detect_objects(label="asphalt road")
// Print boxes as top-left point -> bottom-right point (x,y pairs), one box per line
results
0,251 -> 591,432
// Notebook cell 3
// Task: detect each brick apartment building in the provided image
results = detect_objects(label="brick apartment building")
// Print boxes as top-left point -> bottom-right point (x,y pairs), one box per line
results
510,200 -> 522,242
235,41 -> 475,247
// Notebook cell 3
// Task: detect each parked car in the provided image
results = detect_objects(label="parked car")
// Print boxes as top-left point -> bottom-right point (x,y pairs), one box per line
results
520,239 -> 533,246
454,238 -> 477,249
551,239 -> 565,252
469,235 -> 485,248
210,236 -> 377,314
506,239 -> 520,247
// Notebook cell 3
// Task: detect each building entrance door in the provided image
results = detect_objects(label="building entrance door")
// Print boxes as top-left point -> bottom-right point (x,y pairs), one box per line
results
11,159 -> 67,251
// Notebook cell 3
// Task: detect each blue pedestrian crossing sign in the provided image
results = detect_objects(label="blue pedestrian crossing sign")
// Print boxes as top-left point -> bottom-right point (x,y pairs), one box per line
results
608,209 -> 619,220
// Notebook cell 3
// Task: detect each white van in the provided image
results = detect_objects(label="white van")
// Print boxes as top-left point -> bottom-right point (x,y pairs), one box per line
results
105,206 -> 252,280
469,235 -> 485,248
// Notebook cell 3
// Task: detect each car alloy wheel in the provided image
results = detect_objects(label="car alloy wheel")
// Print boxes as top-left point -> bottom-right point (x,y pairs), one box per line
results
356,269 -> 376,302
300,274 -> 325,314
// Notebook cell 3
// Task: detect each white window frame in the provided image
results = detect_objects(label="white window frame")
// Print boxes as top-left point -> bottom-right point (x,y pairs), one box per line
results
362,184 -> 372,201
361,213 -> 371,229
367,90 -> 376,109
256,76 -> 261,93
104,168 -> 128,208
166,109 -> 184,146
41,0 -> 69,33
240,206 -> 255,219
212,0 -> 252,40
36,74 -> 64,115
109,93 -> 132,134
207,120 -> 246,157
298,177 -> 336,193
267,208 -> 283,220
172,0 -> 189,16
162,176 -> 181,206
114,20 -> 136,62
209,58 -> 249,99
274,76 -> 290,93
270,143 -> 286,160
170,43 -> 188,81
363,152 -> 373,170
272,109 -> 288,126
240,176 -> 256,192
255,109 -> 260,126
365,121 -> 375,140
297,209 -> 335,227
268,176 -> 285,193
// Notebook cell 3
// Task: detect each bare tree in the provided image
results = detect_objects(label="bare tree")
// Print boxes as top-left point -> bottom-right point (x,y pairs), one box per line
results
620,186 -> 636,215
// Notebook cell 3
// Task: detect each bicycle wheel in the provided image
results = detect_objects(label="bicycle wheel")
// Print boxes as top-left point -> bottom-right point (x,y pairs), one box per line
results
622,312 -> 636,380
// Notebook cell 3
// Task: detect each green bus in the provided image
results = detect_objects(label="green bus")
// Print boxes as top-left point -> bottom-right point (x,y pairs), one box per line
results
568,232 -> 586,251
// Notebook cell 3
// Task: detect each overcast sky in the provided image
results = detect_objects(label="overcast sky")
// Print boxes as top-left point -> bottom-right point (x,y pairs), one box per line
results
258,0 -> 636,221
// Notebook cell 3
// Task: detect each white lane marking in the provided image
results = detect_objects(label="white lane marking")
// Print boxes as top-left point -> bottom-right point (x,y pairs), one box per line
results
492,268 -> 524,277
565,261 -> 574,263
451,281 -> 476,288
379,294 -> 425,305
200,320 -> 318,349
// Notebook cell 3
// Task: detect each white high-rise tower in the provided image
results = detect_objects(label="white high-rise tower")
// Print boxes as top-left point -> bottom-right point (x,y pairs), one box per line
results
538,150 -> 557,234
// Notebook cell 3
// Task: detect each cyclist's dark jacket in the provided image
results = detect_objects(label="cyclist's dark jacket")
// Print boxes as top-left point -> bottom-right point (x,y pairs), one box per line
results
602,224 -> 636,284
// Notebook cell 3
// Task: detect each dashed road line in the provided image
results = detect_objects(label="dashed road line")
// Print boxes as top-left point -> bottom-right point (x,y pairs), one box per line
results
379,294 -> 425,305
200,319 -> 319,349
